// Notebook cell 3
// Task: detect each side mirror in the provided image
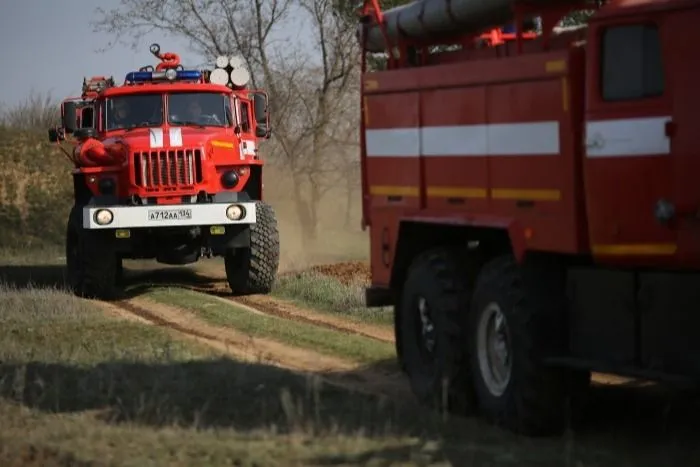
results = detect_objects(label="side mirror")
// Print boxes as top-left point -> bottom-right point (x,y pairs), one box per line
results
48,127 -> 65,143
251,92 -> 271,139
62,101 -> 80,134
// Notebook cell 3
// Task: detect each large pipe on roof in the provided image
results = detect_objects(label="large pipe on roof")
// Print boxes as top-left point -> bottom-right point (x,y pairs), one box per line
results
359,0 -> 574,53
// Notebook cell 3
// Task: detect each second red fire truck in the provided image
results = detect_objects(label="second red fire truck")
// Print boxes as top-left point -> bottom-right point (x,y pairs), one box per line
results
358,0 -> 700,435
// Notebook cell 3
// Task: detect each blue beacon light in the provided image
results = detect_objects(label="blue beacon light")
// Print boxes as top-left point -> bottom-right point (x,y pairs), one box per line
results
175,70 -> 202,80
125,69 -> 203,83
125,71 -> 153,82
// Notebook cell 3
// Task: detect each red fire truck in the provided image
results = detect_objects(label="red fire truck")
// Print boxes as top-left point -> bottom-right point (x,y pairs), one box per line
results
48,44 -> 279,300
358,0 -> 700,435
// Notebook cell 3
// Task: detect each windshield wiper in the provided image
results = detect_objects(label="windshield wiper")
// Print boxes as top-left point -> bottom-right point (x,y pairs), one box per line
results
121,122 -> 159,132
171,120 -> 206,129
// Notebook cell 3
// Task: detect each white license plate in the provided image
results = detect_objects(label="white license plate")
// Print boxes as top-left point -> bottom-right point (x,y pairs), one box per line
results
147,208 -> 193,221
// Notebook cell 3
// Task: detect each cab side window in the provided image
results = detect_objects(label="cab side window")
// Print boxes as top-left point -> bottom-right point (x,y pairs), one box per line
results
601,24 -> 664,101
240,102 -> 251,133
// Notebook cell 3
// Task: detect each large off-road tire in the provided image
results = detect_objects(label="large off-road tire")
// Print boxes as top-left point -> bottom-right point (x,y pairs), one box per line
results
398,248 -> 476,415
468,253 -> 585,436
65,206 -> 122,301
225,201 -> 280,295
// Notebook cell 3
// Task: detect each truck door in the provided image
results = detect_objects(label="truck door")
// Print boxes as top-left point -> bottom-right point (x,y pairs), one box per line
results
583,17 -> 675,262
664,9 -> 700,263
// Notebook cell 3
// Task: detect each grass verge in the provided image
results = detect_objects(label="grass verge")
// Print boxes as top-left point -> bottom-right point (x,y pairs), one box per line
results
272,270 -> 394,326
141,287 -> 395,364
0,246 -> 64,266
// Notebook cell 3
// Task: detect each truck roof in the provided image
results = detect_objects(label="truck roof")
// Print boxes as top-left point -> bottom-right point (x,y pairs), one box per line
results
100,82 -> 233,98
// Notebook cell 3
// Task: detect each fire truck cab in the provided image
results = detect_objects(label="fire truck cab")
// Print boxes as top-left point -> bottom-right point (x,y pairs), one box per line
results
49,44 -> 280,300
358,0 -> 700,435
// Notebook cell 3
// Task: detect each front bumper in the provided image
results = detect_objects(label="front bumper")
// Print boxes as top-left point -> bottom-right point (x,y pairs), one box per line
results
82,202 -> 257,229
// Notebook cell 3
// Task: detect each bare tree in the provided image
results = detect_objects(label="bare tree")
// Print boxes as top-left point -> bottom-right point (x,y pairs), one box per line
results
93,0 -> 360,244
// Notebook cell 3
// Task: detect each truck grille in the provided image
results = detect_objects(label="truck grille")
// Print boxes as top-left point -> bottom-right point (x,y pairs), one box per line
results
133,149 -> 203,191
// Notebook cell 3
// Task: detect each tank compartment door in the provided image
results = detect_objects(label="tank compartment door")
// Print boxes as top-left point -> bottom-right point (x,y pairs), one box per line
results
363,84 -> 422,286
363,90 -> 422,210
583,19 -> 675,262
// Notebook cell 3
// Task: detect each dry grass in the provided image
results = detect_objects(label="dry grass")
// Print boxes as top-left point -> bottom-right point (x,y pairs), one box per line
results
0,126 -> 74,250
0,91 -> 60,129
272,270 -> 393,326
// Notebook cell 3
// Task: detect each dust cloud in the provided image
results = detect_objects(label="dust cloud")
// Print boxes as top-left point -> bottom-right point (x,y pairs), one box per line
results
261,163 -> 368,272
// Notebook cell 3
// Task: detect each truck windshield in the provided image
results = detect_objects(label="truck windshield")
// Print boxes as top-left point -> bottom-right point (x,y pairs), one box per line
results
105,94 -> 163,130
168,92 -> 231,127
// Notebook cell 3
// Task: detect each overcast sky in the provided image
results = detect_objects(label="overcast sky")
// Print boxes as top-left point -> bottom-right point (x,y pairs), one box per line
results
0,0 -> 312,107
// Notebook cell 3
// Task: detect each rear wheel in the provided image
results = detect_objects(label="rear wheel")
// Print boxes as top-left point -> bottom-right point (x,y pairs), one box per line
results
65,206 -> 122,300
398,248 -> 475,415
468,254 -> 585,436
225,201 -> 280,295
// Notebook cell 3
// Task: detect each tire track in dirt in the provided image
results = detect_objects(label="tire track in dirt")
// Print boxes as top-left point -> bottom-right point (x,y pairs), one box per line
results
98,296 -> 410,399
217,290 -> 393,343
235,295 -> 394,342
127,278 -> 395,344
123,262 -> 395,344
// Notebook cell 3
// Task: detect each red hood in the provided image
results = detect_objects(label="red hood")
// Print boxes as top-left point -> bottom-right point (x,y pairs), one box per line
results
107,126 -> 233,151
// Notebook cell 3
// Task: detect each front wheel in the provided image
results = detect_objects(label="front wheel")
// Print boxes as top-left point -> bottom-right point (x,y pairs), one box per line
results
65,206 -> 122,300
398,248 -> 475,415
225,201 -> 280,295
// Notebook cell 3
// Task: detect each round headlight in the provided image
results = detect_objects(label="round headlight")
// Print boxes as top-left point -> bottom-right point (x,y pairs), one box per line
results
226,204 -> 245,221
94,209 -> 114,226
221,170 -> 239,189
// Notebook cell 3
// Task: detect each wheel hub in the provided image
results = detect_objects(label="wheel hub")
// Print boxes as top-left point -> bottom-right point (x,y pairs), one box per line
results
417,296 -> 436,354
476,302 -> 512,397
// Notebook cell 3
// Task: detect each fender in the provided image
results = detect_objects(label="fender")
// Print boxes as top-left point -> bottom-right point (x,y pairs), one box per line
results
74,138 -> 128,167
397,213 -> 527,262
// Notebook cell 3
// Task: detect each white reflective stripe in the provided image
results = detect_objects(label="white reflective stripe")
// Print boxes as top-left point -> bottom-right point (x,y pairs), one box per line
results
366,128 -> 420,157
421,125 -> 487,156
486,122 -> 559,155
169,127 -> 183,147
585,116 -> 671,158
149,128 -> 163,148
365,121 -> 560,157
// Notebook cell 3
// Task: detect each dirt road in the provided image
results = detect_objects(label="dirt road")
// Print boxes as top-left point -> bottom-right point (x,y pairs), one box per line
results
96,294 -> 409,399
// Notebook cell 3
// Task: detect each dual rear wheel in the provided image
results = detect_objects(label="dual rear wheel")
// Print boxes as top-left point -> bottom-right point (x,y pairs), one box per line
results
398,248 -> 589,436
